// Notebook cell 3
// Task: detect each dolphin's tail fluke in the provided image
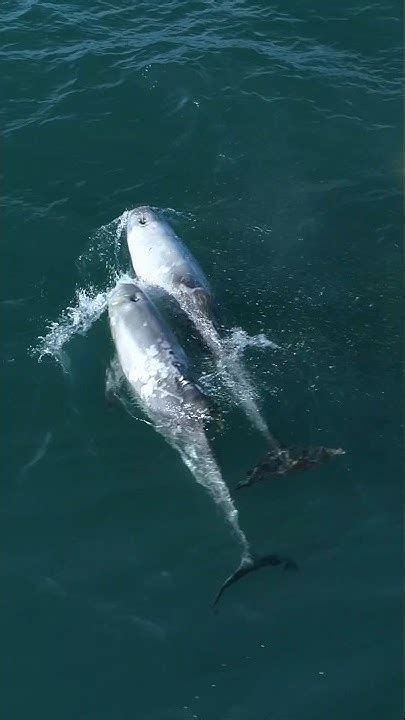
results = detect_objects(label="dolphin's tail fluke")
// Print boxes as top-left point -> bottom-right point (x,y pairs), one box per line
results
237,446 -> 346,489
213,554 -> 297,608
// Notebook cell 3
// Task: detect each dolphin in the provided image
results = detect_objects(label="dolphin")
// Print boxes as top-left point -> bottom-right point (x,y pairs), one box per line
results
108,279 -> 295,605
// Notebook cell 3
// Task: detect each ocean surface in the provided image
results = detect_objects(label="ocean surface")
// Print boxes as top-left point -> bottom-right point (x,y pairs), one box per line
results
1,1 -> 403,718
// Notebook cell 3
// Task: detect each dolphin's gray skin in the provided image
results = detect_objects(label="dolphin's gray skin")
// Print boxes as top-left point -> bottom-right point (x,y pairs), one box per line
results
126,206 -> 214,321
108,281 -> 210,423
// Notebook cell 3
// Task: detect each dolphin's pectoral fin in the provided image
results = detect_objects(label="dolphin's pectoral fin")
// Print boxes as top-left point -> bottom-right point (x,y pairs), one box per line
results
178,274 -> 197,291
178,277 -> 212,313
238,446 -> 346,488
213,553 -> 297,608
192,287 -> 212,313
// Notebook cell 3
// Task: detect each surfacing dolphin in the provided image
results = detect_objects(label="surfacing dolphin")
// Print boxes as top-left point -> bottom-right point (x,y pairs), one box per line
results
108,280 -> 294,605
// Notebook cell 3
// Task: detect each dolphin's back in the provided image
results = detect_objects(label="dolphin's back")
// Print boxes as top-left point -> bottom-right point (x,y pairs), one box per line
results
126,207 -> 211,294
108,282 -> 210,421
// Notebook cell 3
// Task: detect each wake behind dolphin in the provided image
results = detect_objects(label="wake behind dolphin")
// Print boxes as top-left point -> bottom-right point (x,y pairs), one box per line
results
126,206 -> 278,447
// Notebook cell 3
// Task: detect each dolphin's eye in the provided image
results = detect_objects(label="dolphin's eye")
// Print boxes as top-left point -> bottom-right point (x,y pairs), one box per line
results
130,294 -> 139,303
139,216 -> 146,225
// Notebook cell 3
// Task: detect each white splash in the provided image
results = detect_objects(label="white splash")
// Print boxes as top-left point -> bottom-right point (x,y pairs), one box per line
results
31,211 -> 130,368
32,287 -> 108,368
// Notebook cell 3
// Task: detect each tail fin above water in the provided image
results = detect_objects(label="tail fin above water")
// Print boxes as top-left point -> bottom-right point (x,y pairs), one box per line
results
237,446 -> 346,489
213,554 -> 297,608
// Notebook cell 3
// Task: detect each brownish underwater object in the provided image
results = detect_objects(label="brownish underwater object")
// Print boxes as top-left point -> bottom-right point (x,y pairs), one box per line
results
237,446 -> 346,488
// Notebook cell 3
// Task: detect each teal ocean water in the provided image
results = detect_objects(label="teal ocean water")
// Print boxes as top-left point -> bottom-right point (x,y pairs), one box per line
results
1,2 -> 403,718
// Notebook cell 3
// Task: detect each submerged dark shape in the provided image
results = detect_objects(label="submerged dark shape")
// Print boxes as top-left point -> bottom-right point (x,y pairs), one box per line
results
213,554 -> 297,607
237,446 -> 346,489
